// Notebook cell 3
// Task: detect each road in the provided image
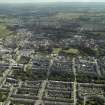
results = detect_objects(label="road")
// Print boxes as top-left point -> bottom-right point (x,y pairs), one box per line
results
0,63 -> 13,87
95,59 -> 101,77
72,58 -> 77,105
35,57 -> 53,105
1,58 -> 18,105
84,96 -> 86,105
35,80 -> 47,105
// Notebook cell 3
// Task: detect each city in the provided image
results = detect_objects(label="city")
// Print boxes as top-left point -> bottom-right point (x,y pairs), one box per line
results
0,2 -> 105,105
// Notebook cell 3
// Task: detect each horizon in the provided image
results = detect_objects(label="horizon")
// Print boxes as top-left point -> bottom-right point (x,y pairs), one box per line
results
0,0 -> 105,3
0,2 -> 105,4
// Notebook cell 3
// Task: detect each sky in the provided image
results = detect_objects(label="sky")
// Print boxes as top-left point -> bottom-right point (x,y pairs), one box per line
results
0,0 -> 105,3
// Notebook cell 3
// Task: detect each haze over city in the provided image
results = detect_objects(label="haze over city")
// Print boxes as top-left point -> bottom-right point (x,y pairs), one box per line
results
0,0 -> 105,3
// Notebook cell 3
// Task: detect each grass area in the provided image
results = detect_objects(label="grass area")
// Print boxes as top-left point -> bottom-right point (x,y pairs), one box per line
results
0,24 -> 12,38
53,48 -> 62,54
34,52 -> 49,58
92,32 -> 105,35
50,12 -> 105,21
51,12 -> 82,20
63,48 -> 79,55
0,92 -> 8,102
